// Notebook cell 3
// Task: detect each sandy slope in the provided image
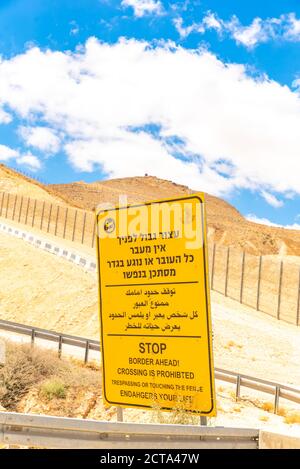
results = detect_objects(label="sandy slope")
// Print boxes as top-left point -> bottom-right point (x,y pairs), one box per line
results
0,164 -> 68,205
49,175 -> 300,255
0,230 -> 299,389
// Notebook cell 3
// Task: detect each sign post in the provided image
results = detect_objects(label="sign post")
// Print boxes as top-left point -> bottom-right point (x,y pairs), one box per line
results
96,194 -> 216,416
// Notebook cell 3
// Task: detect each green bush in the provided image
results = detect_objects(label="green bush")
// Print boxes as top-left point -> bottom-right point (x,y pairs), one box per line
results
40,379 -> 67,400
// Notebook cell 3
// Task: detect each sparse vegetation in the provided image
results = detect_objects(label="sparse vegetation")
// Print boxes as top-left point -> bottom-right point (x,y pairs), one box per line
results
0,342 -> 60,409
151,401 -> 200,425
0,340 -> 101,412
259,415 -> 269,422
40,379 -> 67,400
284,411 -> 300,425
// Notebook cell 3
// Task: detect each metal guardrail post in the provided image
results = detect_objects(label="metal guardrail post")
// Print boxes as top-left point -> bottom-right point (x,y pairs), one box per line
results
277,261 -> 283,320
240,251 -> 245,304
31,329 -> 35,347
200,416 -> 207,426
117,407 -> 124,422
224,246 -> 230,296
236,375 -> 241,400
84,340 -> 89,364
58,335 -> 62,358
274,386 -> 280,414
256,256 -> 262,311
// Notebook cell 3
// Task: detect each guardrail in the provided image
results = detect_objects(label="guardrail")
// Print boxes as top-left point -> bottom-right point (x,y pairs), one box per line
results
0,411 -> 259,448
1,318 -> 299,415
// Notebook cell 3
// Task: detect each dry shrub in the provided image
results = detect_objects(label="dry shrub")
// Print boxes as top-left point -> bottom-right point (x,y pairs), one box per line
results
0,341 -> 101,410
259,415 -> 269,422
0,342 -> 60,409
261,401 -> 274,413
233,405 -> 241,413
224,341 -> 243,351
151,402 -> 199,425
284,411 -> 300,425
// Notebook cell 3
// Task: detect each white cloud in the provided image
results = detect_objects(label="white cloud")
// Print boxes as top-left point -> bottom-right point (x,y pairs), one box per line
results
261,190 -> 283,208
0,107 -> 12,124
175,11 -> 300,47
203,12 -> 223,31
246,214 -> 300,231
121,0 -> 163,17
231,18 -> 267,47
0,143 -> 40,171
0,144 -> 18,161
284,13 -> 300,39
173,18 -> 203,39
19,126 -> 60,154
0,38 -> 300,198
16,153 -> 41,171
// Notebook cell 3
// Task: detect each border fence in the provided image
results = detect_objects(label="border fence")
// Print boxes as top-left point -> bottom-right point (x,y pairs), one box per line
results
0,190 -> 300,325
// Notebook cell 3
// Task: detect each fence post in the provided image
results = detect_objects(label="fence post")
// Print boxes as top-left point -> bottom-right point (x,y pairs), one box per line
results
54,206 -> 59,236
47,204 -> 53,233
12,194 -> 17,221
274,386 -> 280,414
236,375 -> 241,400
240,251 -> 245,303
5,193 -> 10,218
31,329 -> 35,347
32,199 -> 37,227
0,192 -> 4,216
18,196 -> 23,223
81,212 -> 87,244
24,197 -> 30,225
72,210 -> 78,242
40,201 -> 45,230
91,219 -> 96,248
224,246 -> 230,296
58,335 -> 62,358
256,256 -> 262,311
63,208 -> 68,239
277,261 -> 283,320
84,340 -> 89,364
297,266 -> 300,326
211,243 -> 216,290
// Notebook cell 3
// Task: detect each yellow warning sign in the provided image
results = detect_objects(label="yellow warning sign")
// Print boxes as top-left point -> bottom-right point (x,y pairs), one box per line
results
96,194 -> 216,415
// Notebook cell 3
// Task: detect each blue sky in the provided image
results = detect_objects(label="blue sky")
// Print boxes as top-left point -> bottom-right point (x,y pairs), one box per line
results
0,0 -> 300,228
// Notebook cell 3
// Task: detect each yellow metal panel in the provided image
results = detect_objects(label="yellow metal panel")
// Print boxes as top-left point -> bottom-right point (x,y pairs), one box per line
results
96,194 -> 216,416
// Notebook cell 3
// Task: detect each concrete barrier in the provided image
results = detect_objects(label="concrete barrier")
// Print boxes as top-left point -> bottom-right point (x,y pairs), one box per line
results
259,430 -> 300,449
0,220 -> 96,274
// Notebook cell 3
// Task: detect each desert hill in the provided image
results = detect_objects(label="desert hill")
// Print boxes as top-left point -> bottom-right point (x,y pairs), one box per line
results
0,165 -> 299,255
0,164 -> 68,205
49,175 -> 300,256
